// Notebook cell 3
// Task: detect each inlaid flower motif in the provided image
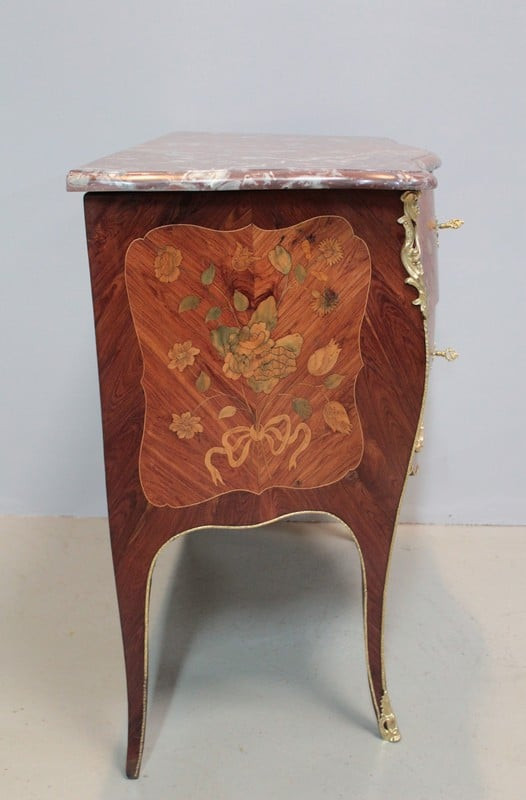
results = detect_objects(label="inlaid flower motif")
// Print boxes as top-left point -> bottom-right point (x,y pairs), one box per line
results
247,336 -> 301,394
222,321 -> 302,394
154,246 -> 182,282
232,243 -> 256,271
311,287 -> 340,316
227,322 -> 271,363
307,339 -> 341,376
169,411 -> 203,439
223,323 -> 272,380
323,401 -> 352,434
168,340 -> 200,371
318,238 -> 343,266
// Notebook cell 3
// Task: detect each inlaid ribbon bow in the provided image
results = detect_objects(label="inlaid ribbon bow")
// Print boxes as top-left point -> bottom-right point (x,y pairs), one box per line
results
205,414 -> 311,486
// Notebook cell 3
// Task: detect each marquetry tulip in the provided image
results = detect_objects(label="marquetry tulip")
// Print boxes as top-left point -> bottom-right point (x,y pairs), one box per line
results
307,339 -> 341,376
323,401 -> 352,434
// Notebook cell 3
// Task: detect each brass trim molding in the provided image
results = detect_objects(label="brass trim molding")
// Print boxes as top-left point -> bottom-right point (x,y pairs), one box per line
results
137,509 -> 377,775
379,691 -> 401,742
414,421 -> 425,452
398,191 -> 427,319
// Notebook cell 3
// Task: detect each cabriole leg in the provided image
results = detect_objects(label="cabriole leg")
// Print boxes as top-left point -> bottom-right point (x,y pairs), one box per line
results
113,552 -> 153,778
360,539 -> 401,743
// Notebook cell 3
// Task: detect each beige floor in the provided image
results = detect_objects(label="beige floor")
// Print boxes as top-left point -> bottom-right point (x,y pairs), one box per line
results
1,516 -> 524,799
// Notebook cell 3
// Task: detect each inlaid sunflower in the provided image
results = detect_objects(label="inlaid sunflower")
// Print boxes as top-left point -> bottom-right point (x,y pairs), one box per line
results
318,237 -> 343,265
311,287 -> 340,316
167,340 -> 200,371
169,412 -> 203,439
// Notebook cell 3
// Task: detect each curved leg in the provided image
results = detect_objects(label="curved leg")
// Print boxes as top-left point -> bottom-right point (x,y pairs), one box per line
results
333,501 -> 402,744
113,552 -> 153,778
360,540 -> 401,742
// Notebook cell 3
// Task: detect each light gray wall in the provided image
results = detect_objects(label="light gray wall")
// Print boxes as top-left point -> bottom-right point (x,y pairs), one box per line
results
1,0 -> 524,523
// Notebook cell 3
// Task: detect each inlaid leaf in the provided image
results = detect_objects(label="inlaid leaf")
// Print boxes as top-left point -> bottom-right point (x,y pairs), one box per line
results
205,306 -> 222,322
268,244 -> 292,274
275,333 -> 303,356
201,263 -> 216,286
233,290 -> 249,311
324,373 -> 345,389
179,295 -> 201,312
211,325 -> 239,356
292,397 -> 312,420
218,405 -> 237,419
294,263 -> 307,284
250,296 -> 278,330
195,371 -> 211,393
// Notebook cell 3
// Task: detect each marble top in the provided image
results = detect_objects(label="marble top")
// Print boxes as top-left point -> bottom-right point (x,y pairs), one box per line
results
66,132 -> 440,193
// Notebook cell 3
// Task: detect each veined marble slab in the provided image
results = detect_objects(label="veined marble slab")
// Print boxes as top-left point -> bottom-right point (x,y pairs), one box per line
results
66,132 -> 440,192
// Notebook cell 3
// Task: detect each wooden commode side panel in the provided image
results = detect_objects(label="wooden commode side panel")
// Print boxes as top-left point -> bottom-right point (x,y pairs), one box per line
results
84,189 -> 428,776
84,190 -> 425,547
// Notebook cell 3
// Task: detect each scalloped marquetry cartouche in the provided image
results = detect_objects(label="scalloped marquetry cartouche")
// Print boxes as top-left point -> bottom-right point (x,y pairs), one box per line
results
125,217 -> 370,507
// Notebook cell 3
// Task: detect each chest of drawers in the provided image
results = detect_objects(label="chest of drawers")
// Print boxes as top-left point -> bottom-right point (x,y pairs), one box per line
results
68,133 -> 446,778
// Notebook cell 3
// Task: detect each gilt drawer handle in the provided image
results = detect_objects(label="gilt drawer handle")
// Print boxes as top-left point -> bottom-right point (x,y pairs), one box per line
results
437,218 -> 464,230
433,347 -> 459,361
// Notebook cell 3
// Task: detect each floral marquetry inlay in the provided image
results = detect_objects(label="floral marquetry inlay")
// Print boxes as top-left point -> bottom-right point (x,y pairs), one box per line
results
125,217 -> 371,507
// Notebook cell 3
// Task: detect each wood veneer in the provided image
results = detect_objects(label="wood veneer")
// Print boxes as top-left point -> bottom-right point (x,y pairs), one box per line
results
125,216 -> 370,506
84,188 -> 430,778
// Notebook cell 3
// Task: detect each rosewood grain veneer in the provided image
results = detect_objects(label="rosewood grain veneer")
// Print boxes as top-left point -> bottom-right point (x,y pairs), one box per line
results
67,133 -> 451,778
